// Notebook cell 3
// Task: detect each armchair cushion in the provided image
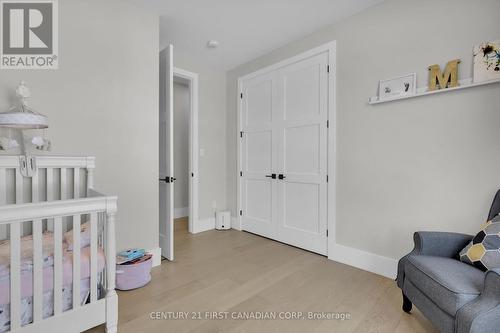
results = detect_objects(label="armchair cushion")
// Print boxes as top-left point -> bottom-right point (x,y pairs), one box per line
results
405,255 -> 483,316
460,215 -> 500,271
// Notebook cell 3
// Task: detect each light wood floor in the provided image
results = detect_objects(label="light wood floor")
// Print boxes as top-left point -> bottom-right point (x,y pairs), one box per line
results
85,218 -> 437,333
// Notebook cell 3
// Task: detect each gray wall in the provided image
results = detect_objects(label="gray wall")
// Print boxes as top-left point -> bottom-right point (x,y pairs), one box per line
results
169,46 -> 227,220
173,82 -> 189,210
227,0 -> 500,259
0,0 -> 159,252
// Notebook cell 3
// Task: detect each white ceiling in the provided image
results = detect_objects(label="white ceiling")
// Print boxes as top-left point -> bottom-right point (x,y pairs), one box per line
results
129,0 -> 383,71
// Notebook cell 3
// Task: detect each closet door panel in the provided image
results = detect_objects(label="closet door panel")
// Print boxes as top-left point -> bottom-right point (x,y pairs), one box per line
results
245,131 -> 272,173
244,79 -> 273,127
241,72 -> 278,238
282,62 -> 322,121
284,124 -> 320,175
284,182 -> 320,233
245,180 -> 272,223
276,52 -> 328,255
243,130 -> 273,233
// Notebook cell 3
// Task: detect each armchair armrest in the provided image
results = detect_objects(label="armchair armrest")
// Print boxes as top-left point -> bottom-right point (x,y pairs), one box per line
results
456,269 -> 500,333
411,231 -> 473,258
396,231 -> 472,288
484,268 -> 500,295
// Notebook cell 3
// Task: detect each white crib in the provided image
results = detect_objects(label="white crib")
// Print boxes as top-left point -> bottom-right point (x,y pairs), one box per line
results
0,156 -> 117,333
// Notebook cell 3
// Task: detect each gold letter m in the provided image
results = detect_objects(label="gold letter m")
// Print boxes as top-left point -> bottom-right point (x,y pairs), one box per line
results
428,59 -> 460,91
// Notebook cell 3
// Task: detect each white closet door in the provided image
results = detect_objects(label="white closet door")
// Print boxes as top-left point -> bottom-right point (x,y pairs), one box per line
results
276,52 -> 329,255
240,51 -> 329,256
241,71 -> 278,239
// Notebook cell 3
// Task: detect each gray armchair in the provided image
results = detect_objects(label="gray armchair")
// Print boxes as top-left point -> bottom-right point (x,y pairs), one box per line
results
397,190 -> 500,333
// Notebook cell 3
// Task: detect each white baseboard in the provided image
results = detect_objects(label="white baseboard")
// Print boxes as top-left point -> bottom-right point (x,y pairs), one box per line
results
328,242 -> 397,279
193,217 -> 215,234
146,247 -> 162,267
231,216 -> 241,230
174,207 -> 189,219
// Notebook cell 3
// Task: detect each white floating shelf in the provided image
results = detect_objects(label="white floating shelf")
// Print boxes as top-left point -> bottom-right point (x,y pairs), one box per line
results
369,78 -> 500,105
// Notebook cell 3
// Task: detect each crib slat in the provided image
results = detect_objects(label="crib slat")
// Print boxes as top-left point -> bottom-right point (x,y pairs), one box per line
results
90,212 -> 98,302
33,219 -> 43,322
28,171 -> 39,237
0,169 -> 5,205
15,168 -> 23,237
15,168 -> 23,204
60,168 -> 67,232
32,170 -> 39,202
10,222 -> 21,330
86,167 -> 94,197
101,213 -> 107,290
53,217 -> 63,315
16,169 -> 30,237
72,215 -> 81,309
46,168 -> 53,200
46,168 -> 54,231
98,213 -> 105,289
0,169 -> 6,240
74,168 -> 80,199
60,168 -> 67,200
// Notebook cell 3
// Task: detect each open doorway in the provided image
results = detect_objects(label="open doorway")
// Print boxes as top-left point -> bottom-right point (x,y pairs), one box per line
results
173,67 -> 198,236
172,69 -> 199,236
159,44 -> 198,261
173,78 -> 190,224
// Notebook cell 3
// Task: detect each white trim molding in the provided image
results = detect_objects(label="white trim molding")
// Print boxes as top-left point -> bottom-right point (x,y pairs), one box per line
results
174,207 -> 189,219
231,216 -> 241,231
192,217 -> 215,234
328,243 -> 397,279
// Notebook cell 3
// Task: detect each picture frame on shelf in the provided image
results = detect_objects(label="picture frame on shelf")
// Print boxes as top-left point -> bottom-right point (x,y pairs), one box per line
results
378,73 -> 416,101
473,40 -> 500,83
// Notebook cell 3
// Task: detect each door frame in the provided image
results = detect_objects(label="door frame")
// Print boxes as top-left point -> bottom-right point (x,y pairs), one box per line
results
236,40 -> 337,257
173,67 -> 199,234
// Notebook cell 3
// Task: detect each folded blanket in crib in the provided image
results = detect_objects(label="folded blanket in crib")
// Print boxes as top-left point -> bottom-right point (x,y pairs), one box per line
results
0,231 -> 105,305
0,232 -> 56,276
0,278 -> 100,333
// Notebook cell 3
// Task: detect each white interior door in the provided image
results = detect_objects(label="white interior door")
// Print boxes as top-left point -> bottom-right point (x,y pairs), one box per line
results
241,71 -> 278,239
276,52 -> 329,255
240,51 -> 329,255
159,45 -> 174,261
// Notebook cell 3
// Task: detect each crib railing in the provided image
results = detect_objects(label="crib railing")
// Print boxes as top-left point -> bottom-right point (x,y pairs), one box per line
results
0,193 -> 117,331
0,156 -> 95,239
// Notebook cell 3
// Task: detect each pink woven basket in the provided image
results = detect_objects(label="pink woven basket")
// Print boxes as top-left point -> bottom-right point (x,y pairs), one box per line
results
116,255 -> 152,290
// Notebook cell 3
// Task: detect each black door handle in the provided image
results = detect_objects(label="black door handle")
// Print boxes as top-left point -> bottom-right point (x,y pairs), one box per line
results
265,174 -> 277,179
278,174 -> 286,180
159,177 -> 176,183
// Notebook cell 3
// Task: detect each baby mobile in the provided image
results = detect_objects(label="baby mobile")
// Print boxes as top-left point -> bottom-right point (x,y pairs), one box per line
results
0,81 -> 51,153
